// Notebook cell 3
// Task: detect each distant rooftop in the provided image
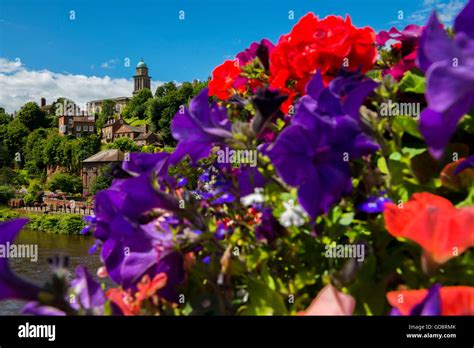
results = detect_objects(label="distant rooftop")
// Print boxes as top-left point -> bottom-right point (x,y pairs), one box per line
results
83,149 -> 124,163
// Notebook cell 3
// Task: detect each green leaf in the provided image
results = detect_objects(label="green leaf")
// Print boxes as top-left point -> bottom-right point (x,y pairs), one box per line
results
398,71 -> 426,94
377,157 -> 389,174
240,279 -> 287,315
392,117 -> 423,139
339,212 -> 355,226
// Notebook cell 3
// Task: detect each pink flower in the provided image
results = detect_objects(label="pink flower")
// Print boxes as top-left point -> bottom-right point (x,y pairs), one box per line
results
299,284 -> 355,315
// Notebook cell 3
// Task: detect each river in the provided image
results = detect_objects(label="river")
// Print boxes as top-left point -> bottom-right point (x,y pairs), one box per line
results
0,229 -> 107,315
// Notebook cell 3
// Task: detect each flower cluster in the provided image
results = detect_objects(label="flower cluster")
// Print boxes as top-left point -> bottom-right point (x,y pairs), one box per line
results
1,0 -> 474,317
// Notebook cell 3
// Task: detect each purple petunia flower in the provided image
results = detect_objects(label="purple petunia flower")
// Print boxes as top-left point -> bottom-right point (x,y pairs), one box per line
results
88,152 -> 185,303
211,193 -> 236,205
268,71 -> 379,219
177,177 -> 188,187
390,284 -> 441,316
0,219 -> 41,301
236,39 -> 274,70
417,0 -> 474,159
170,88 -> 232,165
357,195 -> 392,213
70,266 -> 106,310
454,154 -> 474,175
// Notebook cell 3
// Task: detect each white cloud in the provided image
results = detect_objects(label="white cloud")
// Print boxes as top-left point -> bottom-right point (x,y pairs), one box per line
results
100,59 -> 118,69
0,58 -> 162,113
407,0 -> 467,25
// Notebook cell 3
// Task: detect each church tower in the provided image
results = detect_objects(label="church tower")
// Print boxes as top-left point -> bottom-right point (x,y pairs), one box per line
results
133,58 -> 151,95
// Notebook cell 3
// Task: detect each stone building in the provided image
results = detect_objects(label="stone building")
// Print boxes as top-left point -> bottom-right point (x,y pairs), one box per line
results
81,149 -> 124,195
86,96 -> 130,116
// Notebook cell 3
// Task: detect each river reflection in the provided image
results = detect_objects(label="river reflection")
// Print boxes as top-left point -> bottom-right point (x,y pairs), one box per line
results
0,229 -> 108,315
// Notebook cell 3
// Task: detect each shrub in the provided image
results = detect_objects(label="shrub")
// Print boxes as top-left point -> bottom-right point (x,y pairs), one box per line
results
0,185 -> 14,204
47,173 -> 82,194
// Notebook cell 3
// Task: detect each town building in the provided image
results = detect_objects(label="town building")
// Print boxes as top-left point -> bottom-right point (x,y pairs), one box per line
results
86,58 -> 152,115
114,124 -> 149,140
40,98 -> 54,114
134,132 -> 162,147
81,149 -> 125,195
86,96 -> 130,115
101,116 -> 125,143
58,113 -> 96,137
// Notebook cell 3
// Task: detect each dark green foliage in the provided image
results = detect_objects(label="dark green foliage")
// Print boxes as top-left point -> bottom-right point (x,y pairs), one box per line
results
89,163 -> 115,194
47,173 -> 83,194
96,99 -> 115,129
122,89 -> 153,120
148,80 -> 207,145
106,137 -> 140,153
0,185 -> 14,204
17,102 -> 48,131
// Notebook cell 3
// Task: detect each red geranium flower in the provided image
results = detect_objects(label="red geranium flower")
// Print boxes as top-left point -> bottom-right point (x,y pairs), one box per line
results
387,286 -> 474,315
269,13 -> 377,112
208,60 -> 244,100
384,192 -> 474,265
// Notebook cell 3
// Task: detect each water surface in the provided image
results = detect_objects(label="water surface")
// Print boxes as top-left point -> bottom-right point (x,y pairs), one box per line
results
0,229 -> 105,315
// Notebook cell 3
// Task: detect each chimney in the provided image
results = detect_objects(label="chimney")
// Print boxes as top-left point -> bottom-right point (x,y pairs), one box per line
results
41,98 -> 46,107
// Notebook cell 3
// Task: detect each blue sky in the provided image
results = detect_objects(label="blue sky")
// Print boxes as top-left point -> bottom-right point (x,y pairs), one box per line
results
0,0 -> 468,112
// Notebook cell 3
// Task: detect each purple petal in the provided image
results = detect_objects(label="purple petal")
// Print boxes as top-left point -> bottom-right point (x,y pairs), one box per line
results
70,266 -> 106,309
454,0 -> 474,39
22,302 -> 66,316
410,284 -> 442,316
417,13 -> 458,72
454,154 -> 474,175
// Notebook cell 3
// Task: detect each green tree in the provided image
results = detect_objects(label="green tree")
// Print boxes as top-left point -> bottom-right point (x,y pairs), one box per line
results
23,179 -> 43,205
72,135 -> 101,171
0,185 -> 14,204
4,118 -> 29,166
154,82 -> 177,98
24,128 -> 48,175
106,137 -> 140,152
122,89 -> 153,120
89,163 -> 115,194
148,80 -> 207,145
47,173 -> 82,194
0,108 -> 12,125
17,102 -> 48,131
97,100 -> 115,129
43,131 -> 64,169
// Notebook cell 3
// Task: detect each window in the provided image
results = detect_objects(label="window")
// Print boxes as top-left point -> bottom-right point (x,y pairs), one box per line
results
89,126 -> 94,131
76,125 -> 81,131
68,119 -> 73,125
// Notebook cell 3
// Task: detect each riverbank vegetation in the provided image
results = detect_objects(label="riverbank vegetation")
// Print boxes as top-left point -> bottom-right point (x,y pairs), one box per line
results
0,207 -> 84,235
